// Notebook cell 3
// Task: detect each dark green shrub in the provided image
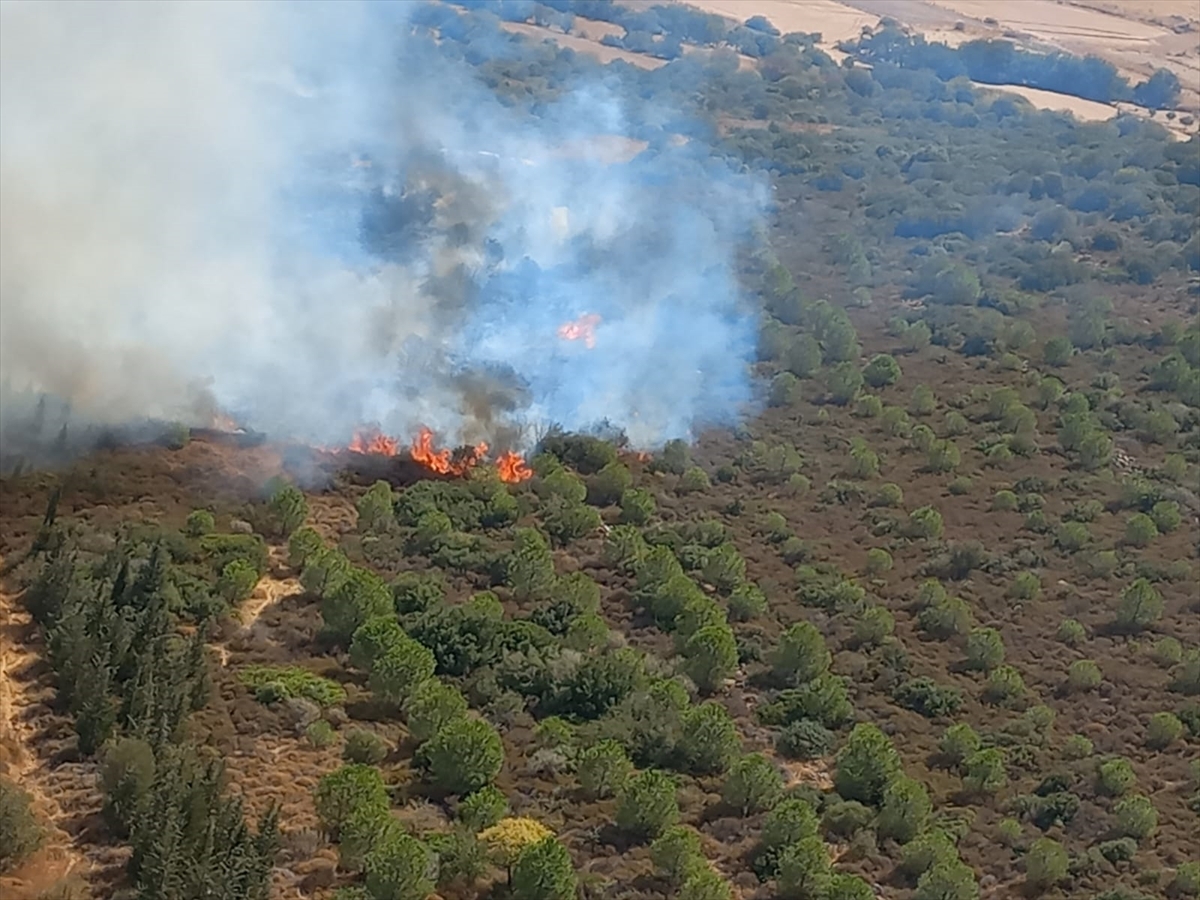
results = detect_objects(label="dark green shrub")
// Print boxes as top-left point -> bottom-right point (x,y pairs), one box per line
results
863,353 -> 901,388
776,718 -> 835,761
894,677 -> 963,718
343,729 -> 389,765
615,770 -> 679,840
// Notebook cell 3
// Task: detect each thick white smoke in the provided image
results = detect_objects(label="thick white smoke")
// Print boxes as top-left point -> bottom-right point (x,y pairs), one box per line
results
0,0 -> 766,453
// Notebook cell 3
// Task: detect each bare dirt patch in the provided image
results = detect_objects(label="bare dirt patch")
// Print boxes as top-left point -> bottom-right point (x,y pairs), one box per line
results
0,577 -> 99,899
499,20 -> 666,69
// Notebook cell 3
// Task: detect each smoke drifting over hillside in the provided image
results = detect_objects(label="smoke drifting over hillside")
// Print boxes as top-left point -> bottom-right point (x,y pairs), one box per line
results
0,0 -> 765,454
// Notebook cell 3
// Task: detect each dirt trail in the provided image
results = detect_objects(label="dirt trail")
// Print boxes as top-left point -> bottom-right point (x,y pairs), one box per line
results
0,567 -> 91,896
209,545 -> 300,669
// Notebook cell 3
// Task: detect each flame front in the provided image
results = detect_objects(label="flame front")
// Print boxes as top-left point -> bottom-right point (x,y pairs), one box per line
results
496,450 -> 532,483
210,412 -> 241,432
410,427 -> 488,477
557,312 -> 601,349
349,429 -> 400,456
341,425 -> 531,484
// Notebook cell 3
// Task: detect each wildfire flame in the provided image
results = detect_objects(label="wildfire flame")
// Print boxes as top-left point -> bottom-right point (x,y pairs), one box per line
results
349,429 -> 400,456
210,412 -> 241,432
557,312 -> 601,349
410,426 -> 488,477
496,450 -> 533,483
342,425 -> 531,484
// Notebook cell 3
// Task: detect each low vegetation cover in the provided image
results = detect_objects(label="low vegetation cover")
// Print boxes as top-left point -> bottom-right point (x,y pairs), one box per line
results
0,2 -> 1197,900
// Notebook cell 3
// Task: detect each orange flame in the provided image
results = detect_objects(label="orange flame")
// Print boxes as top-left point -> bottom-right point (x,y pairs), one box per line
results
557,312 -> 601,349
339,425 -> 531,484
496,450 -> 533,483
349,429 -> 400,456
410,427 -> 488,477
210,412 -> 241,432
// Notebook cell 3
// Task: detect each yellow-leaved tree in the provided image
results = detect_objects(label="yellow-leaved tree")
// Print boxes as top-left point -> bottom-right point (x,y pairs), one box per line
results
478,816 -> 553,879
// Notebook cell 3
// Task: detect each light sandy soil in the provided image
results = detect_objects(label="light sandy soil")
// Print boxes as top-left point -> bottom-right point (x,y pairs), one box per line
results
210,544 -> 301,669
673,0 -> 879,45
922,0 -> 1200,115
499,20 -> 667,69
681,0 -> 1199,136
975,82 -> 1121,121
0,573 -> 94,898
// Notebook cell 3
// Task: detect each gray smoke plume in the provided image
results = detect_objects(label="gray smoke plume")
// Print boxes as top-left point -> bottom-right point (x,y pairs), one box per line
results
0,0 -> 766,456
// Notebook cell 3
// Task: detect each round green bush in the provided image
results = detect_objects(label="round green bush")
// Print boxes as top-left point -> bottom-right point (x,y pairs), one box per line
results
777,719 -> 835,761
992,490 -> 1018,511
1066,659 -> 1102,693
1124,512 -> 1159,547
